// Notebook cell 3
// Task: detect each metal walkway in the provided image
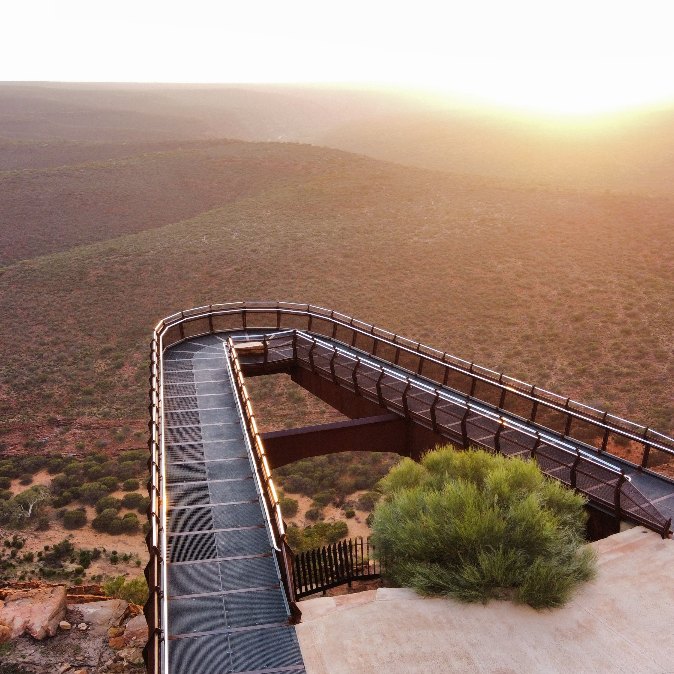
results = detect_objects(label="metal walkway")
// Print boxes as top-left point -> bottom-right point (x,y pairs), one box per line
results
159,334 -> 304,674
146,302 -> 674,673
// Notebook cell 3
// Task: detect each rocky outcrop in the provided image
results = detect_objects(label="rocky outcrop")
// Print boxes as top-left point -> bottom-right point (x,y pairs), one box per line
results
0,584 -> 67,640
71,599 -> 128,635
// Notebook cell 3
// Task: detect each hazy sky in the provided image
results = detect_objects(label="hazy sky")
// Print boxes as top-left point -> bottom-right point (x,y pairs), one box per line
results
3,0 -> 674,115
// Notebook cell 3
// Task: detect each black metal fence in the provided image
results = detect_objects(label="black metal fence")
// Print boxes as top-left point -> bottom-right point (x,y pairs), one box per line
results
292,537 -> 382,599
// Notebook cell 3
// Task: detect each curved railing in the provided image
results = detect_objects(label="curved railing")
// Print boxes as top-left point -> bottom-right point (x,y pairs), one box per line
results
145,301 -> 674,672
155,301 -> 674,478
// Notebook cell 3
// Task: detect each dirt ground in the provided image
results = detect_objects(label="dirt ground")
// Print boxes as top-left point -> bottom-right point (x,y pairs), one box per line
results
5,471 -> 148,580
284,490 -> 373,541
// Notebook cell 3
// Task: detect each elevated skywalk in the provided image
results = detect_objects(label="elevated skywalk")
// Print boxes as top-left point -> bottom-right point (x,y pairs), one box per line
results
158,334 -> 304,674
145,302 -> 674,673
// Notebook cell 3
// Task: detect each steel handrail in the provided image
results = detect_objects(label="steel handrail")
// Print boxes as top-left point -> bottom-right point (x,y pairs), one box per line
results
154,302 -> 674,463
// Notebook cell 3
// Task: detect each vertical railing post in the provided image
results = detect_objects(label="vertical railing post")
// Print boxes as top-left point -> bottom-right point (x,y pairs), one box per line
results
376,369 -> 386,406
614,472 -> 627,517
329,349 -> 338,384
570,451 -> 581,488
430,391 -> 440,433
494,421 -> 503,453
352,358 -> 361,394
460,408 -> 470,448
401,380 -> 412,417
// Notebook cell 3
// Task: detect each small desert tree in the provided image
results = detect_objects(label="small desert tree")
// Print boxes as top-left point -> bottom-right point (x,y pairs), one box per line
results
371,445 -> 596,609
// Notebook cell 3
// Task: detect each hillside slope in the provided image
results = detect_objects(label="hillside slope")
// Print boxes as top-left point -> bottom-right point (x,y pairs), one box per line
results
1,142 -> 672,449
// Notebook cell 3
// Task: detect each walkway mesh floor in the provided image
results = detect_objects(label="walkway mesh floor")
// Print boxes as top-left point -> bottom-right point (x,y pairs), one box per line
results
162,335 -> 304,674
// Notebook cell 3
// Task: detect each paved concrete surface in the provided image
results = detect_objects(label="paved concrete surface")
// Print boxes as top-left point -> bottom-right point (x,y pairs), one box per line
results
296,527 -> 674,673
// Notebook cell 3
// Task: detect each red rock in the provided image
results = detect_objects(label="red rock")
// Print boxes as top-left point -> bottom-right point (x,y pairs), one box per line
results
0,586 -> 67,640
109,635 -> 126,650
123,614 -> 148,646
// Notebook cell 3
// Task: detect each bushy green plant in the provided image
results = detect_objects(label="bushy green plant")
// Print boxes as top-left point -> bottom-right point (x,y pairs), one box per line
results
371,446 -> 595,609
63,509 -> 88,529
279,496 -> 298,518
286,521 -> 349,552
95,496 -> 122,514
121,492 -> 145,510
122,479 -> 139,492
103,576 -> 148,606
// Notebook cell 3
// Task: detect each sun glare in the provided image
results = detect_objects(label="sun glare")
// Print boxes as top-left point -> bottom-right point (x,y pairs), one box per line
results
2,0 -> 674,118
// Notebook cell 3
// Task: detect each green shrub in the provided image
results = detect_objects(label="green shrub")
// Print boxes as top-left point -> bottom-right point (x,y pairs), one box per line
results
356,491 -> 380,511
121,492 -> 144,510
95,496 -> 122,514
0,489 -> 12,501
305,507 -> 322,522
18,474 -> 33,486
99,476 -> 119,491
103,576 -> 148,606
121,513 -> 140,533
372,446 -> 595,609
79,482 -> 110,505
63,509 -> 88,529
0,477 -> 11,490
344,509 -> 356,519
46,457 -> 67,475
279,496 -> 298,518
122,479 -> 139,491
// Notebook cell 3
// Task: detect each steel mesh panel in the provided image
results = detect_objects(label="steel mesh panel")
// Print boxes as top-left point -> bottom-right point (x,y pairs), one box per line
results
168,595 -> 226,636
212,502 -> 264,529
168,531 -> 218,563
168,506 -> 215,534
166,410 -> 202,427
575,470 -> 613,505
167,561 -> 223,597
206,459 -> 254,481
194,369 -> 227,383
164,383 -> 198,397
168,483 -> 211,508
168,634 -> 231,674
166,442 -> 206,464
164,396 -> 200,412
217,556 -> 279,591
202,424 -> 244,443
195,382 -> 231,396
216,527 -> 270,557
203,440 -> 248,462
208,479 -> 257,503
166,426 -> 203,445
164,360 -> 196,371
229,626 -> 303,673
499,429 -> 532,457
167,462 -> 208,484
534,445 -> 571,482
224,588 -> 288,627
198,408 -> 238,425
165,371 -> 197,384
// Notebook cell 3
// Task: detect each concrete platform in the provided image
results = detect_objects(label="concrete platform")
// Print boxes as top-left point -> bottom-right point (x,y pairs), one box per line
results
296,528 -> 674,673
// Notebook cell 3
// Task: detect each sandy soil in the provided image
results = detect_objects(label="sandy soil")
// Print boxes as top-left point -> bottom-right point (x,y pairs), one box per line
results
5,471 -> 148,579
283,490 -> 373,541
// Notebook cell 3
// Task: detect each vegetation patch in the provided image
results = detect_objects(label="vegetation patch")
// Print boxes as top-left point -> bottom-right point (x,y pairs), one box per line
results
372,446 -> 596,609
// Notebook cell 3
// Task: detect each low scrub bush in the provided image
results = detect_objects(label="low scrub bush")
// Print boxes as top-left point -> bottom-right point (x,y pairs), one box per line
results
372,446 -> 595,609
95,496 -> 122,514
63,509 -> 87,529
104,576 -> 148,606
279,496 -> 298,518
121,492 -> 145,511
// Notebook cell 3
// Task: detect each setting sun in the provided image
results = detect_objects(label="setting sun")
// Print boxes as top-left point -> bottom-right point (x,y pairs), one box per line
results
3,0 -> 674,117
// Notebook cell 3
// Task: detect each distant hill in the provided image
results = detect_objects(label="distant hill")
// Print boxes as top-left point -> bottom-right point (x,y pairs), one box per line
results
3,83 -> 673,198
1,140 -> 672,445
319,107 -> 674,197
0,140 -> 360,264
